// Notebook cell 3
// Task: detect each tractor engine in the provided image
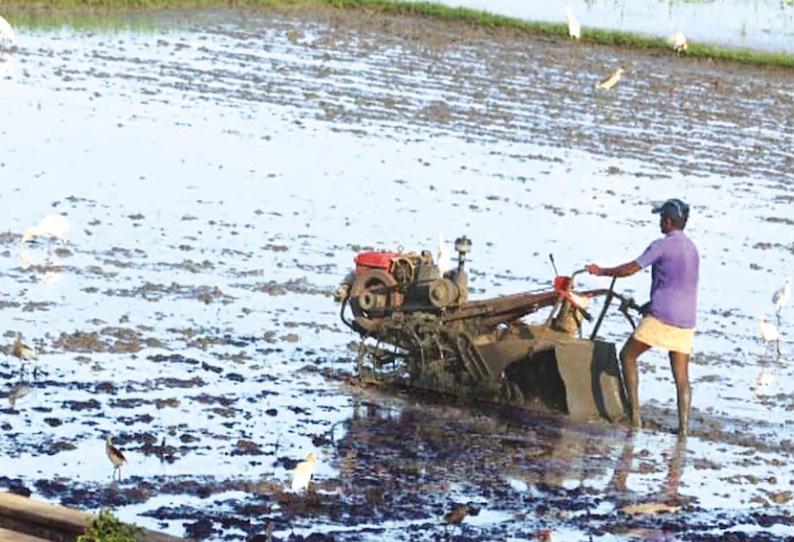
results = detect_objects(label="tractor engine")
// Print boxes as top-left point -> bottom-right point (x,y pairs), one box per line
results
338,236 -> 472,333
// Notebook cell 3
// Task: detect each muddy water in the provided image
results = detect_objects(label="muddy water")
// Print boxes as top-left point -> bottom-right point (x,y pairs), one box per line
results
1,7 -> 793,541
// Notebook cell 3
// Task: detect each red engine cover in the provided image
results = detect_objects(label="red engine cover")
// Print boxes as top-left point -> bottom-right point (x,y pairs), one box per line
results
354,251 -> 399,275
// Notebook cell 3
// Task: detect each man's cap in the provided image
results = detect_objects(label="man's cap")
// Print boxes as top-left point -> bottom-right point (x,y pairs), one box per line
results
652,198 -> 689,221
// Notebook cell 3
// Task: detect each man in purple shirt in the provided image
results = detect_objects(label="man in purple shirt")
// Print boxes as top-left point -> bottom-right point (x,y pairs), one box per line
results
585,199 -> 699,436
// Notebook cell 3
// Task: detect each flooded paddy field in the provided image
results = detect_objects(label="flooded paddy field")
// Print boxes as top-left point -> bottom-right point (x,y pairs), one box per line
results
1,6 -> 793,540
428,0 -> 794,54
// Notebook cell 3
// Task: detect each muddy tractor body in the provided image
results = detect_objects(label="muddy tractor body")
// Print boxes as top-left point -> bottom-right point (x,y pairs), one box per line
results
337,238 -> 639,422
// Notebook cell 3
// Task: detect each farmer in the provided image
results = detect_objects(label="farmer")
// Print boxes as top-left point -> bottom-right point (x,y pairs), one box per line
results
585,198 -> 699,436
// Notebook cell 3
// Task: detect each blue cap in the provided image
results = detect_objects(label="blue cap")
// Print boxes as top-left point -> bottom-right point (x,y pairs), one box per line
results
652,198 -> 689,221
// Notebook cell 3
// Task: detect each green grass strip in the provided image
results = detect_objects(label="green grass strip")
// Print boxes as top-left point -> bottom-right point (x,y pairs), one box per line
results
2,0 -> 793,68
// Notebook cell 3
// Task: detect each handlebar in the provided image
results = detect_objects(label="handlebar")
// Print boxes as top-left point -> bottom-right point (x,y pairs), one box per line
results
555,271 -> 647,339
570,267 -> 587,281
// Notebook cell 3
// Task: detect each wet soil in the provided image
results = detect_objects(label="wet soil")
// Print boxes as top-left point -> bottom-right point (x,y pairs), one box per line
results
0,5 -> 793,541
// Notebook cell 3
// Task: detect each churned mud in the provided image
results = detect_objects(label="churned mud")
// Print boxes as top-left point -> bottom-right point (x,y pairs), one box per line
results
0,6 -> 792,541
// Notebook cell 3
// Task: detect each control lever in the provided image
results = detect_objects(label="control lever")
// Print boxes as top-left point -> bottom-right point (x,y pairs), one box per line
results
618,296 -> 643,330
549,253 -> 559,276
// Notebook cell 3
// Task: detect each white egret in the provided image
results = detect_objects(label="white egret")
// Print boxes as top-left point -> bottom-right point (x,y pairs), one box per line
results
772,276 -> 790,317
595,67 -> 624,91
106,435 -> 127,480
291,452 -> 317,493
437,231 -> 451,276
565,7 -> 581,40
668,31 -> 688,54
21,214 -> 71,245
0,14 -> 16,46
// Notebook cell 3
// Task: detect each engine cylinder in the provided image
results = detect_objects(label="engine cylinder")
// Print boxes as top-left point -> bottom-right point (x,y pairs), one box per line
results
428,278 -> 460,308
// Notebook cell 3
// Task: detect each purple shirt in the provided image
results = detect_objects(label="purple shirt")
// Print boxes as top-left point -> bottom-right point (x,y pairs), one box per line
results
635,230 -> 699,328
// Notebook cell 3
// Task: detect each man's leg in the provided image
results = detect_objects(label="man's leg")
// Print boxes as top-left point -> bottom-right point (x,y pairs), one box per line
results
669,351 -> 691,437
620,337 -> 651,428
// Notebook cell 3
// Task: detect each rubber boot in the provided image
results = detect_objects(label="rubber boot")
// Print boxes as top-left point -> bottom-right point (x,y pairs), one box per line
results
622,362 -> 641,429
677,385 -> 691,437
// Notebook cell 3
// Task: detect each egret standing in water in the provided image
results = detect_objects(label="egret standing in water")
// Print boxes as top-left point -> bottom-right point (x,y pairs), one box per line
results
106,435 -> 127,481
437,231 -> 451,275
565,7 -> 581,40
0,14 -> 16,46
668,31 -> 688,54
291,452 -> 317,493
0,14 -> 16,80
595,67 -> 624,91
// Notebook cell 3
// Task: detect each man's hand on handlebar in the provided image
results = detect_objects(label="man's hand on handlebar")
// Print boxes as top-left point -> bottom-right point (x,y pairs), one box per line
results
585,263 -> 603,276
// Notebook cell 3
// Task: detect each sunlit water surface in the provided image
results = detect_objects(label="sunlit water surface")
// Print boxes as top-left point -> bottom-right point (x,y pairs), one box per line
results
421,0 -> 794,53
0,8 -> 793,541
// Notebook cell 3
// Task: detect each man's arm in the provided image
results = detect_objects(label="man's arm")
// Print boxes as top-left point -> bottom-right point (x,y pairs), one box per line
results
585,261 -> 641,278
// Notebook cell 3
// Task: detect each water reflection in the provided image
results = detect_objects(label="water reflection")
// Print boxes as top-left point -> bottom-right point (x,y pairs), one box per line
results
608,434 -> 687,505
754,369 -> 774,396
18,249 -> 41,270
332,395 -> 691,529
18,249 -> 64,285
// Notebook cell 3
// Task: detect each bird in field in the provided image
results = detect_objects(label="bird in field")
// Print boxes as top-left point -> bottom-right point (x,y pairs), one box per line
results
0,14 -> 16,47
21,214 -> 71,246
12,333 -> 37,367
759,314 -> 780,357
668,31 -> 688,54
106,435 -> 127,481
437,231 -> 451,275
772,276 -> 790,320
7,382 -> 31,408
595,67 -> 624,91
444,504 -> 470,525
565,7 -> 581,40
291,452 -> 317,493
